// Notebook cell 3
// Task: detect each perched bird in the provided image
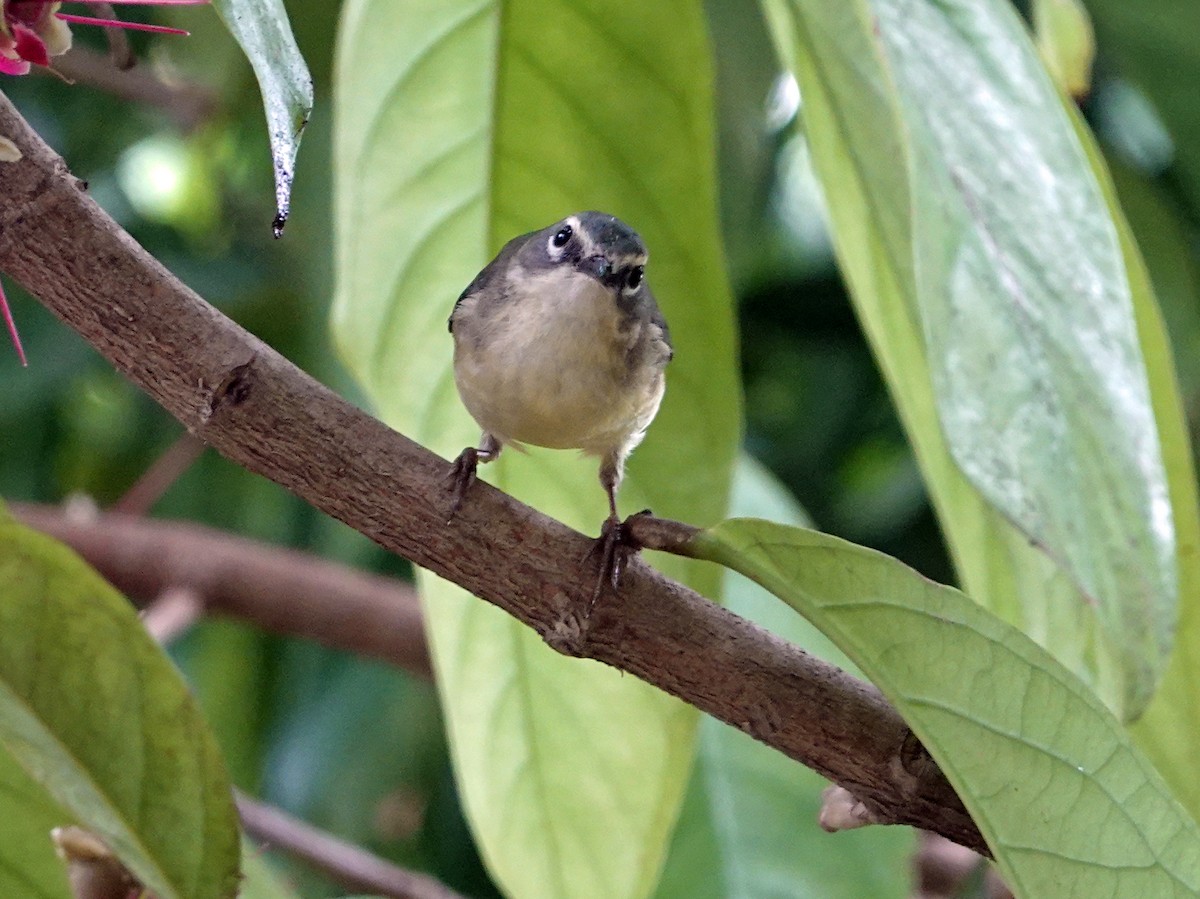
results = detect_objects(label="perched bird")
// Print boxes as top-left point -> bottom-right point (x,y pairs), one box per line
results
447,211 -> 673,593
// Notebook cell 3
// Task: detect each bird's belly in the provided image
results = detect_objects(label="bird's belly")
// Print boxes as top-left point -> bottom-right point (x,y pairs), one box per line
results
455,328 -> 660,454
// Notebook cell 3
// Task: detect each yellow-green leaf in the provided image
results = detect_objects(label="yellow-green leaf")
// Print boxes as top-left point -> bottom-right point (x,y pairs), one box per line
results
332,2 -> 739,897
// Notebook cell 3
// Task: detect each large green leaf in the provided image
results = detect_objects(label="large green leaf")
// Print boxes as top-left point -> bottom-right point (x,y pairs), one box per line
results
657,459 -> 912,899
769,0 -> 1197,721
0,515 -> 240,899
764,0 -> 1096,699
877,0 -> 1176,716
332,3 -> 739,897
689,518 -> 1200,897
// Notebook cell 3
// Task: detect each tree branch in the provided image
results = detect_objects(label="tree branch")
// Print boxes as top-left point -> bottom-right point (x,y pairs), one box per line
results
0,90 -> 985,854
10,502 -> 431,678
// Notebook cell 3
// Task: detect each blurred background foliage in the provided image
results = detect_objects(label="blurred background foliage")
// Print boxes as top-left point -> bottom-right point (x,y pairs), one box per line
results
1,0 -> 1198,895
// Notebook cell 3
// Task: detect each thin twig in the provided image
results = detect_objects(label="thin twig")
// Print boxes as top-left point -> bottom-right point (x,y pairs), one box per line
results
236,791 -> 465,899
92,4 -> 135,70
111,431 -> 206,514
45,46 -> 216,130
0,92 -> 985,854
140,584 -> 204,644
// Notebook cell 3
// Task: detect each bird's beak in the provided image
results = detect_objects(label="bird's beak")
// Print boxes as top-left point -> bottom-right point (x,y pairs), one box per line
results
579,254 -> 614,282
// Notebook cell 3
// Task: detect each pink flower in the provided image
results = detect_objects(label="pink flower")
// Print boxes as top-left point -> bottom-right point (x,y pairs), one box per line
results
1,1 -> 207,76
1,0 -> 206,364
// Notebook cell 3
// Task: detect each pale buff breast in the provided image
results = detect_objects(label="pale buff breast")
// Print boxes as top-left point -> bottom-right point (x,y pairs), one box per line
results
453,268 -> 666,456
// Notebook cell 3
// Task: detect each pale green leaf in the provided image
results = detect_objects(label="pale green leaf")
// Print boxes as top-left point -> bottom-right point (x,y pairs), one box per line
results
332,2 -> 739,897
768,0 -> 1097,696
657,458 -> 912,899
772,0 -> 1195,720
689,518 -> 1200,898
0,517 -> 240,899
212,0 -> 313,232
876,0 -> 1175,716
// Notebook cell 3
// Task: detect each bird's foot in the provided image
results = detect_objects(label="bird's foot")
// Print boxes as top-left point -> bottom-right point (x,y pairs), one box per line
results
585,509 -> 652,612
445,447 -> 480,521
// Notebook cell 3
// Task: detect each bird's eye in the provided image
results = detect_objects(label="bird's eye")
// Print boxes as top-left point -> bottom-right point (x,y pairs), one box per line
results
625,265 -> 644,290
551,225 -> 573,248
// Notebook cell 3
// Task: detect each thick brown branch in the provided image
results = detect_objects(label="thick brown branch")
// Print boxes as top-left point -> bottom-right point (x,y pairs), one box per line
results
0,91 -> 984,854
235,791 -> 465,899
11,502 -> 431,679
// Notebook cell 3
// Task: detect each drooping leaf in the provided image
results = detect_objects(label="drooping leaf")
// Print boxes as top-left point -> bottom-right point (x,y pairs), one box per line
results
332,2 -> 739,897
874,0 -> 1176,716
770,0 -> 1195,721
688,518 -> 1200,898
765,0 -> 1096,701
656,458 -> 912,899
0,515 -> 240,899
212,0 -> 313,234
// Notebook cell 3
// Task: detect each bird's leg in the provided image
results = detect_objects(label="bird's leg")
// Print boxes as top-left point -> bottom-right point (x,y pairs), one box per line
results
447,433 -> 501,519
586,453 -> 643,607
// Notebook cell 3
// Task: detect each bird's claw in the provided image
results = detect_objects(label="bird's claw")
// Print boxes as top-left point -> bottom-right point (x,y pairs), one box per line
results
585,510 -> 651,612
446,447 -> 479,521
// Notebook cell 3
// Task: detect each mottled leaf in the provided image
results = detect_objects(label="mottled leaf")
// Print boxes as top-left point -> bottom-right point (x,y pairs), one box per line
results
771,0 -> 1195,722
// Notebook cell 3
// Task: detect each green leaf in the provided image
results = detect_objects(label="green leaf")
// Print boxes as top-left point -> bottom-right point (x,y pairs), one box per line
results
657,459 -> 912,899
212,0 -> 313,233
878,0 -> 1176,716
0,516 -> 240,899
688,518 -> 1200,897
0,747 -> 72,899
771,0 -> 1194,720
766,0 -> 1091,697
332,2 -> 739,898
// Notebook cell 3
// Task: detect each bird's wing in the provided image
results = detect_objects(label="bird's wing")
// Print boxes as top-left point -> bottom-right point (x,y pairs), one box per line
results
448,231 -> 535,332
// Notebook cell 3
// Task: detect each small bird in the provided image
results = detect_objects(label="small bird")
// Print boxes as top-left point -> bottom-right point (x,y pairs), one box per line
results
447,211 -> 673,594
